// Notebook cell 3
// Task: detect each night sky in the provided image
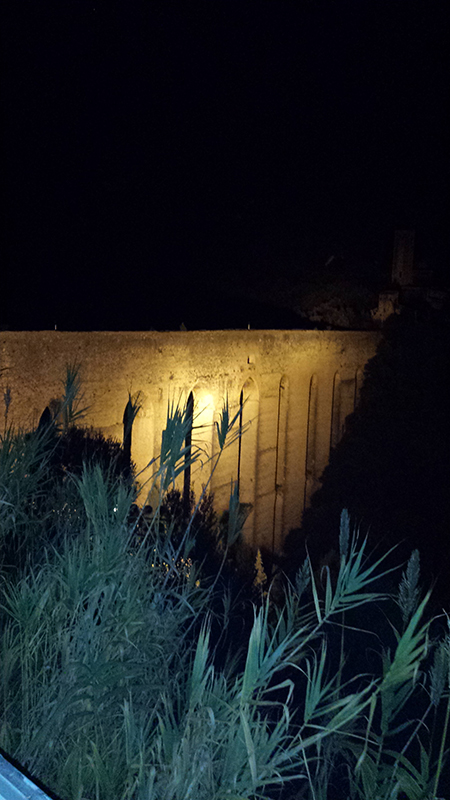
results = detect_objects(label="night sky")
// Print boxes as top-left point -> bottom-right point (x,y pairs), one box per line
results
1,1 -> 447,330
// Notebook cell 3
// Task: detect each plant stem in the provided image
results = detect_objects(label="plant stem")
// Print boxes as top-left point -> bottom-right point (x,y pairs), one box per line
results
432,689 -> 450,799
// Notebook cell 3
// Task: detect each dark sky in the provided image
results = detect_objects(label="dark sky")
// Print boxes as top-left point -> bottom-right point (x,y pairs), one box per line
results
1,1 -> 447,330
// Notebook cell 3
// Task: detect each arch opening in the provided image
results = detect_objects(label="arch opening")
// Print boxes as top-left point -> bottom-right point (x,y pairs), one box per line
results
237,377 -> 259,543
304,374 -> 318,509
183,391 -> 194,516
272,375 -> 289,554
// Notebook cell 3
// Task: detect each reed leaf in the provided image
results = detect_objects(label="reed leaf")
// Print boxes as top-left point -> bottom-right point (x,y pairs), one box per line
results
398,549 -> 421,630
1,403 -> 449,800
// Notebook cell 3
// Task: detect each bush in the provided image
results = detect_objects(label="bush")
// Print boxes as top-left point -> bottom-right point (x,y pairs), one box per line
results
297,314 -> 450,611
0,404 -> 449,799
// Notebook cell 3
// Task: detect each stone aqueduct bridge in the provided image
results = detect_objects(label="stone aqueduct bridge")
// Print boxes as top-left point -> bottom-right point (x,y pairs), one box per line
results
1,330 -> 380,552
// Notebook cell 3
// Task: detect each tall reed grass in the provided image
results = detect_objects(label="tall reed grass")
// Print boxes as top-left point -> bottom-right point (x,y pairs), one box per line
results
0,388 -> 448,799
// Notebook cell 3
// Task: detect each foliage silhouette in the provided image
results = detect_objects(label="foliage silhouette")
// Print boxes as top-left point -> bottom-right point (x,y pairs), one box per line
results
2,369 -> 450,798
286,313 -> 450,608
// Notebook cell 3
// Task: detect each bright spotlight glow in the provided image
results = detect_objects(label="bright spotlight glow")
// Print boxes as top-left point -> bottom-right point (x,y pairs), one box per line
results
198,393 -> 213,415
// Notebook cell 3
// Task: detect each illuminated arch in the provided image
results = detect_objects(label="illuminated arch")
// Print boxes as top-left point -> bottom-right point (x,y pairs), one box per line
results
183,391 -> 194,515
304,374 -> 318,508
237,377 -> 259,540
183,385 -> 215,509
272,375 -> 289,554
130,393 -> 155,480
330,371 -> 341,451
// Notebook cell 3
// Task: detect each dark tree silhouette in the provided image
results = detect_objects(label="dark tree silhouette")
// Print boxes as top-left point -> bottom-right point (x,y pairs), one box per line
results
284,311 -> 450,606
55,426 -> 131,479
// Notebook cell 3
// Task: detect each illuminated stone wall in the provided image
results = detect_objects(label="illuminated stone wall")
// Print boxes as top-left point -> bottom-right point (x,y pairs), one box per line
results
0,330 -> 380,551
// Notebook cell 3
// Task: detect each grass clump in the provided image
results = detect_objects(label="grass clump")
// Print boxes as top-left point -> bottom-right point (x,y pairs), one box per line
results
0,392 -> 449,798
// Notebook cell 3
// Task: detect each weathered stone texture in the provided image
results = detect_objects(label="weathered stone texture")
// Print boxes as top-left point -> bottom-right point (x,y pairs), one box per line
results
1,330 -> 380,551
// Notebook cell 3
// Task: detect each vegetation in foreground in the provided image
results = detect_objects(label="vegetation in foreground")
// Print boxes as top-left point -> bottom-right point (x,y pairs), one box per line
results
0,385 -> 449,799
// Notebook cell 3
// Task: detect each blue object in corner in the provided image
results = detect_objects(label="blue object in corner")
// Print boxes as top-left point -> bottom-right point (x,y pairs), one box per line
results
0,754 -> 54,800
